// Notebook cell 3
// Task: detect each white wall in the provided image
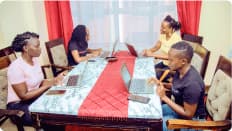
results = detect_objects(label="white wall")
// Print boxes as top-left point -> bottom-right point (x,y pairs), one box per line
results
199,1 -> 232,84
0,1 -> 49,65
0,1 -> 231,82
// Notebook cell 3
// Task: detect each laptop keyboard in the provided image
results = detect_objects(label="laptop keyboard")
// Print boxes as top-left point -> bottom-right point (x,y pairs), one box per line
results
66,75 -> 79,86
130,79 -> 146,92
100,51 -> 110,58
130,79 -> 153,94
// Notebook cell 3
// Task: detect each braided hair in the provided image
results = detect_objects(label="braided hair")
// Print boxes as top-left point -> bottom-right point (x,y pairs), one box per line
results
11,31 -> 39,52
164,15 -> 181,31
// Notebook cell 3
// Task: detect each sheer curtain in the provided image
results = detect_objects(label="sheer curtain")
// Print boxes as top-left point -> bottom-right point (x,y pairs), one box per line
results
70,1 -> 177,52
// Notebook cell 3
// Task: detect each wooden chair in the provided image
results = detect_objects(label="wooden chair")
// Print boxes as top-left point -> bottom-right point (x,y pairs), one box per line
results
182,33 -> 203,45
0,47 -> 25,131
181,33 -> 209,78
45,38 -> 73,77
0,46 -> 51,131
167,55 -> 232,130
190,43 -> 210,79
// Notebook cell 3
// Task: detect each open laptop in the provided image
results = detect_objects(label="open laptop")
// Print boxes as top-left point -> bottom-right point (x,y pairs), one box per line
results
120,63 -> 154,94
125,43 -> 143,58
65,62 -> 88,87
99,39 -> 118,58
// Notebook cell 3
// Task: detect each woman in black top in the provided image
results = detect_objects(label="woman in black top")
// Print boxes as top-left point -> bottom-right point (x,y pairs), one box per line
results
67,25 -> 102,66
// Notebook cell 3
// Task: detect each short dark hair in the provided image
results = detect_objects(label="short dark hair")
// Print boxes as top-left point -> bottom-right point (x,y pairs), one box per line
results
70,25 -> 87,42
171,41 -> 194,63
164,15 -> 181,31
11,31 -> 39,52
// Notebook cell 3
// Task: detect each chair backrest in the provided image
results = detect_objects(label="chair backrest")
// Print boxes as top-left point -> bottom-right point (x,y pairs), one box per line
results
0,46 -> 17,64
188,43 -> 210,79
45,38 -> 68,76
182,33 -> 203,45
206,56 -> 232,121
0,46 -> 17,109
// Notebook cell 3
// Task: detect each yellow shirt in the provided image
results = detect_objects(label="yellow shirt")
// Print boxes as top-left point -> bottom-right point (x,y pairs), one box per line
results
159,32 -> 181,65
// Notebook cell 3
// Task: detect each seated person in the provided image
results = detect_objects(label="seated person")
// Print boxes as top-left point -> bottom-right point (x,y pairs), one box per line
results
67,25 -> 102,66
143,15 -> 182,82
7,32 -> 65,126
150,41 -> 205,131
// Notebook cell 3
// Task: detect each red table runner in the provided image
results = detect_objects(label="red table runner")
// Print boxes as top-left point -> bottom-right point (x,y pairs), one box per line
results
66,51 -> 136,131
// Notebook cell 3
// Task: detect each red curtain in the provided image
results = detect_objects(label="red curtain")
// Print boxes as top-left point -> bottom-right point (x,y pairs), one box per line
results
44,1 -> 73,50
176,1 -> 202,35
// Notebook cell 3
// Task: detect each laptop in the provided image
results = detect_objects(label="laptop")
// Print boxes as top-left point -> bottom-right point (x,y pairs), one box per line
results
99,39 -> 118,58
65,62 -> 88,87
125,43 -> 143,58
120,63 -> 154,94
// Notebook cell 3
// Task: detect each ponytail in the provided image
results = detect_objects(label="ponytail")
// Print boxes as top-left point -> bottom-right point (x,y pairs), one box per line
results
163,15 -> 181,31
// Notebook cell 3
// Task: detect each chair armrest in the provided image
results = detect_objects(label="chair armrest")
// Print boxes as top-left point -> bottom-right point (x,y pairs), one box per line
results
167,119 -> 232,130
0,109 -> 24,125
41,64 -> 73,78
0,109 -> 24,118
41,64 -> 73,70
51,64 -> 73,70
0,109 -> 25,131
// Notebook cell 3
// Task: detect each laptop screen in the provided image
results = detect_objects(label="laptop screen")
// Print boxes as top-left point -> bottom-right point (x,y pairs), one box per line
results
125,43 -> 138,57
120,64 -> 131,91
111,39 -> 119,56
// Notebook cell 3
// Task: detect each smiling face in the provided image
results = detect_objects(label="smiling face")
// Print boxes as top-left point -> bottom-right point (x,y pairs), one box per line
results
160,21 -> 172,35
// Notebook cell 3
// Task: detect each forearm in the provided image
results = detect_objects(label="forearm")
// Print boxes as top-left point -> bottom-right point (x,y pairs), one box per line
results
74,55 -> 90,63
149,46 -> 159,53
20,85 -> 50,101
150,41 -> 161,53
87,48 -> 101,53
162,96 -> 192,119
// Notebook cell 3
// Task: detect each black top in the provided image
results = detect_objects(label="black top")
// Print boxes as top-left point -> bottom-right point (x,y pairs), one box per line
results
172,66 -> 206,118
67,41 -> 88,66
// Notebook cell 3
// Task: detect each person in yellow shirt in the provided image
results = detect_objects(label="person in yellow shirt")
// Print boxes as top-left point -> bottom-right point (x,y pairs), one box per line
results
143,15 -> 182,82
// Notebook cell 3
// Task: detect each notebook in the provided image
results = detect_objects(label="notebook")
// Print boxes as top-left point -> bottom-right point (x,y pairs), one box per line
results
99,39 -> 118,58
120,63 -> 154,94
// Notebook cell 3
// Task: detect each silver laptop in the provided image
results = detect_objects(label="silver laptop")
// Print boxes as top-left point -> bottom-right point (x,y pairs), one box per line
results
120,63 -> 154,94
125,43 -> 144,58
99,39 -> 118,58
65,62 -> 88,87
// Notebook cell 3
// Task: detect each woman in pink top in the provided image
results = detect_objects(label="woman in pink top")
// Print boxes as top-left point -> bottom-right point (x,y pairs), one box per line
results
7,32 -> 64,126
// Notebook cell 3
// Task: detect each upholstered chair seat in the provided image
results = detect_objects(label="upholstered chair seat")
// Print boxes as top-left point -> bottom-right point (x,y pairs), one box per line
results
206,69 -> 232,120
50,44 -> 68,67
0,68 -> 8,109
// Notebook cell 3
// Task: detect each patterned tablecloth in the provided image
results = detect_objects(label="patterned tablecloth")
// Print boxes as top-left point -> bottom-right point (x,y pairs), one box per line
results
29,52 -> 162,120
